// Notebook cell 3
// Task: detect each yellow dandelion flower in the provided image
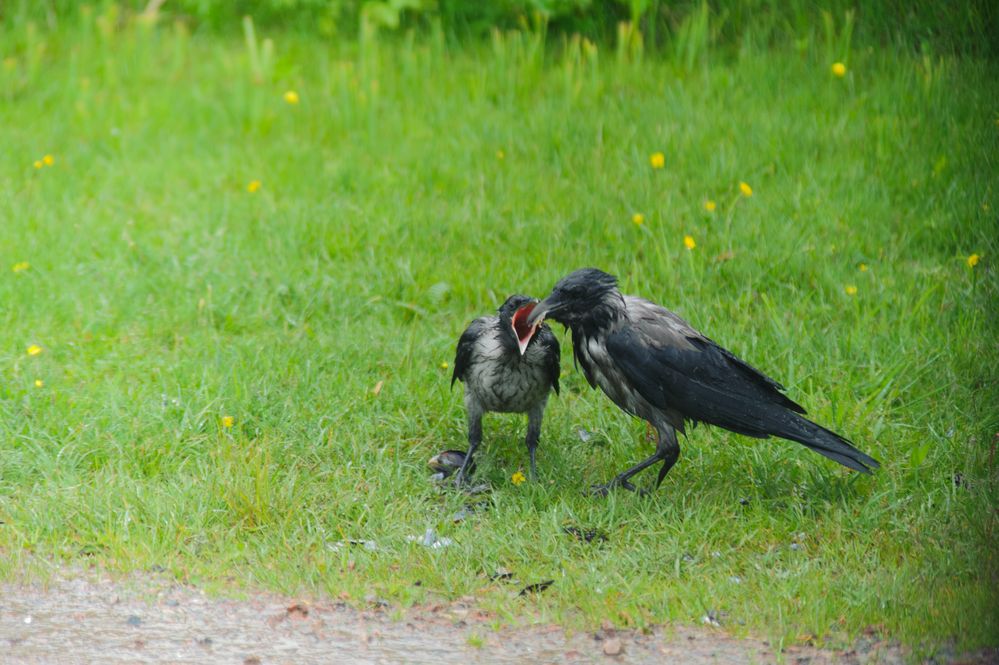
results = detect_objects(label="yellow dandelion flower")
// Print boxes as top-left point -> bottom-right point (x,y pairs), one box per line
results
844,285 -> 858,296
496,149 -> 505,160
967,253 -> 980,268
632,213 -> 645,226
283,90 -> 300,105
43,154 -> 54,166
511,470 -> 526,486
858,263 -> 868,272
27,344 -> 43,356
649,152 -> 665,169
221,416 -> 234,428
12,261 -> 30,273
247,180 -> 261,193
440,361 -> 449,370
34,379 -> 44,388
704,200 -> 717,212
683,235 -> 696,250
33,160 -> 43,169
831,62 -> 847,78
739,182 -> 753,197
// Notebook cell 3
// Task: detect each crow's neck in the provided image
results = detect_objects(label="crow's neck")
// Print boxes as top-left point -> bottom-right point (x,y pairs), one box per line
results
496,319 -> 521,355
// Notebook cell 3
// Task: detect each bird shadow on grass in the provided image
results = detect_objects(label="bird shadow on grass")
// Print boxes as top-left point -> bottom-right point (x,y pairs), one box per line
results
721,459 -> 874,516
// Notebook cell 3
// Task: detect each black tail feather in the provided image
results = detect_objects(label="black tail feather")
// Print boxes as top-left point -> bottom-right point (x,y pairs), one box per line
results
777,412 -> 880,474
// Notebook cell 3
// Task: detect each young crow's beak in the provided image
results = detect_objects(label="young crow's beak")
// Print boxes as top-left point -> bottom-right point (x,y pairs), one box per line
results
511,300 -> 540,356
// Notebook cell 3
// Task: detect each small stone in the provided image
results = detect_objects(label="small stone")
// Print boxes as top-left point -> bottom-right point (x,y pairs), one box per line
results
126,615 -> 142,627
602,637 -> 623,655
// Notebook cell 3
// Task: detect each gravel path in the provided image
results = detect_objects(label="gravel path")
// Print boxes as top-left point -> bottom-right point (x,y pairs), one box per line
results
0,572 -> 991,664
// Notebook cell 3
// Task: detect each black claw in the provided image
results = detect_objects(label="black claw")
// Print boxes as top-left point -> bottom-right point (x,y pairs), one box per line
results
656,465 -> 670,489
588,483 -> 611,497
589,479 -> 648,496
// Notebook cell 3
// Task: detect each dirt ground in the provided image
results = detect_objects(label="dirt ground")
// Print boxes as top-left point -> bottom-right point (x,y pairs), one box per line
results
0,571 -> 994,665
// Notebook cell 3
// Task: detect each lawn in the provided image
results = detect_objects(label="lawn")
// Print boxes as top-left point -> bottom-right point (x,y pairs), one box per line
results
1,8 -> 997,655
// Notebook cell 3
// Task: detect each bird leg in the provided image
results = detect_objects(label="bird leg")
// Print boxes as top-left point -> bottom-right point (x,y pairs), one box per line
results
654,426 -> 681,488
455,402 -> 483,487
591,425 -> 681,495
525,403 -> 544,480
590,453 -> 661,495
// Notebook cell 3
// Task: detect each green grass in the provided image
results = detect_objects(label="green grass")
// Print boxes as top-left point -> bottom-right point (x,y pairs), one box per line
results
1,12 -> 997,655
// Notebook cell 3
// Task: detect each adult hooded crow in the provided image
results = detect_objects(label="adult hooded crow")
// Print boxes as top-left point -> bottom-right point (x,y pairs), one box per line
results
526,268 -> 879,494
451,295 -> 561,486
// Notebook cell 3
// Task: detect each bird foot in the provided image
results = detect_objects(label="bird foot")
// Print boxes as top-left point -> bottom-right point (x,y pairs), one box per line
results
452,475 -> 490,495
588,479 -> 647,497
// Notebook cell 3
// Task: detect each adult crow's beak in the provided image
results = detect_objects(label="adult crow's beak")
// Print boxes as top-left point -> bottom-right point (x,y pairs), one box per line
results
526,294 -> 559,328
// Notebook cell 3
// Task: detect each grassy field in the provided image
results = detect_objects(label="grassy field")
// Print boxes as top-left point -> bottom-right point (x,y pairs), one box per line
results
1,10 -> 997,655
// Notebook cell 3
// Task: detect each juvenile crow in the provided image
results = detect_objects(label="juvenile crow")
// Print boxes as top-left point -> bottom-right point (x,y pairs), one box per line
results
451,295 -> 561,485
526,268 -> 879,494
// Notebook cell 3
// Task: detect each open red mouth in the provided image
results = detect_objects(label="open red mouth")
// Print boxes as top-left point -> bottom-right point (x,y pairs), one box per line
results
512,301 -> 539,355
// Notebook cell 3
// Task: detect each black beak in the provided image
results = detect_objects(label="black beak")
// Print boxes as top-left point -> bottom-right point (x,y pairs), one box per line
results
526,295 -> 559,328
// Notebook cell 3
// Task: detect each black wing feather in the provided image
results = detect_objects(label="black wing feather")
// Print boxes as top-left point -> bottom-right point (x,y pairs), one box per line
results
452,317 -> 489,387
605,327 -> 792,435
537,325 -> 561,395
605,326 -> 879,473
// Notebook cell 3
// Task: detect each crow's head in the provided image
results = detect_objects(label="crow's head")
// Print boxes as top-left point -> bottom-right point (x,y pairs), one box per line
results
498,294 -> 542,356
527,268 -> 621,329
